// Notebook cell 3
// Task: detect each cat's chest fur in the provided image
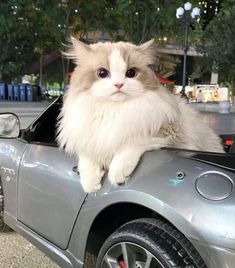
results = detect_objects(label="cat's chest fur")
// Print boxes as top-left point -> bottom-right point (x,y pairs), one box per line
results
60,91 -> 177,163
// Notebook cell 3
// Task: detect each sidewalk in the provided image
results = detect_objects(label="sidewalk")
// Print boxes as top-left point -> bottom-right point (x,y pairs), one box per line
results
189,102 -> 235,113
0,100 -> 49,112
0,231 -> 59,268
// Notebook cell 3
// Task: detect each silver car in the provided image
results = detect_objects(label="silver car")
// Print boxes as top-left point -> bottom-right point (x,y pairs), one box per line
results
0,97 -> 235,268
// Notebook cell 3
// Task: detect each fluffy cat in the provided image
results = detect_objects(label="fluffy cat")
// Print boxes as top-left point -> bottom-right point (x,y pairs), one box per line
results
57,37 -> 224,193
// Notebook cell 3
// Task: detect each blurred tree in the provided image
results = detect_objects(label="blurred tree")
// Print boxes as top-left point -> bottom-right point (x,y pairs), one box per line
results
73,0 -> 119,40
0,0 -> 121,83
44,58 -> 64,88
0,0 -> 64,82
113,0 -> 202,45
115,0 -> 167,44
0,0 -> 208,84
200,0 -> 235,94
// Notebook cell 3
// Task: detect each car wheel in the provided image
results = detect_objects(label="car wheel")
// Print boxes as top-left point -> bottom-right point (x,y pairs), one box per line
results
0,178 -> 11,232
96,218 -> 206,268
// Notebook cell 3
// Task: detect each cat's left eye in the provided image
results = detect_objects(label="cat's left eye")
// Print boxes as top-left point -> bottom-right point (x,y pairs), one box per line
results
126,68 -> 137,78
97,68 -> 109,78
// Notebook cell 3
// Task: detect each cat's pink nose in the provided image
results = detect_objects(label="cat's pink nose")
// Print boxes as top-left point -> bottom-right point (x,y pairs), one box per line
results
114,83 -> 124,90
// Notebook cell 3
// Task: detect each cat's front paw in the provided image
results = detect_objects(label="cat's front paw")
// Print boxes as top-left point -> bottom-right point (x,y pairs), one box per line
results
79,158 -> 105,193
108,164 -> 130,185
80,178 -> 102,193
80,169 -> 105,193
108,151 -> 141,186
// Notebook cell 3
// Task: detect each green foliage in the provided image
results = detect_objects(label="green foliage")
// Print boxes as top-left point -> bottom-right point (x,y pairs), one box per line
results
0,0 -> 122,82
44,58 -> 64,86
0,0 -> 65,82
200,0 -> 235,89
111,0 -> 203,48
1,0 -> 229,87
115,0 -> 162,43
74,0 -> 119,38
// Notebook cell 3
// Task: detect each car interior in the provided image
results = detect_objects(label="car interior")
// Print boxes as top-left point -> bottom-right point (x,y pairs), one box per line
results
22,97 -> 62,146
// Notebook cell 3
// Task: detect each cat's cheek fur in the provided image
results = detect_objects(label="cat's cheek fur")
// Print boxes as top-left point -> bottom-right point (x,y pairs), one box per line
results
123,78 -> 146,97
89,79 -> 115,98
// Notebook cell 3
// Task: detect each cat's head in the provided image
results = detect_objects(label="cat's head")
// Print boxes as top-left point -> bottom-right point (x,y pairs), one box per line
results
66,38 -> 159,102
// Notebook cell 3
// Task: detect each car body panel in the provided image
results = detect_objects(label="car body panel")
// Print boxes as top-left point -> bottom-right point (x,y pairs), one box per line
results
18,143 -> 87,249
68,150 -> 235,266
0,139 -> 27,217
191,239 -> 235,268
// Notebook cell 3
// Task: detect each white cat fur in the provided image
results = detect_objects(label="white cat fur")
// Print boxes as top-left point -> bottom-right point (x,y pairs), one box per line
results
57,38 -> 224,193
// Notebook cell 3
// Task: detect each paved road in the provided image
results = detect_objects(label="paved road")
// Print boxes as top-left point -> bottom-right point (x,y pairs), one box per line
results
200,112 -> 235,134
0,100 -> 50,129
0,231 -> 59,268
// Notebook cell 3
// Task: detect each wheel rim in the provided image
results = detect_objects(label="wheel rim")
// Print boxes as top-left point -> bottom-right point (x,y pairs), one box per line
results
100,242 -> 164,268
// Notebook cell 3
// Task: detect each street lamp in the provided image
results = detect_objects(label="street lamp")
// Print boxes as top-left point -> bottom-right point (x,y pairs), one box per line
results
61,0 -> 72,89
176,2 -> 200,95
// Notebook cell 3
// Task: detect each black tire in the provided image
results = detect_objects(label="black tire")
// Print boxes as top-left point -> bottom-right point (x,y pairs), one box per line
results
96,218 -> 207,268
0,178 -> 12,232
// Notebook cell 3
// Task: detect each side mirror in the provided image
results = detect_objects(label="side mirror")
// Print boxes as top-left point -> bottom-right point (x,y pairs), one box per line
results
0,113 -> 20,138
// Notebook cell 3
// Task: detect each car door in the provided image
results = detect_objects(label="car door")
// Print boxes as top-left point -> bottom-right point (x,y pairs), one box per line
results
17,100 -> 87,250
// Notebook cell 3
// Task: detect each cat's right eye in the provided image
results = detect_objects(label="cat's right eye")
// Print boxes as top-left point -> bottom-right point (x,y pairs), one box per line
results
126,68 -> 137,78
97,68 -> 109,78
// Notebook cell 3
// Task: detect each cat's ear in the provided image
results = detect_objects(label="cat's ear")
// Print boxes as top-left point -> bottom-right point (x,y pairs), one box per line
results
70,37 -> 90,53
63,37 -> 90,64
137,39 -> 156,65
138,39 -> 155,51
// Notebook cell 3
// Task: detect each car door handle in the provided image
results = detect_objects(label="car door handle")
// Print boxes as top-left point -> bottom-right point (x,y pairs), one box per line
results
72,166 -> 79,174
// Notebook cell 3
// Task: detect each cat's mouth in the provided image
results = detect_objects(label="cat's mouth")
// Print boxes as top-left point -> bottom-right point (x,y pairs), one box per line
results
109,90 -> 129,101
111,90 -> 127,96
